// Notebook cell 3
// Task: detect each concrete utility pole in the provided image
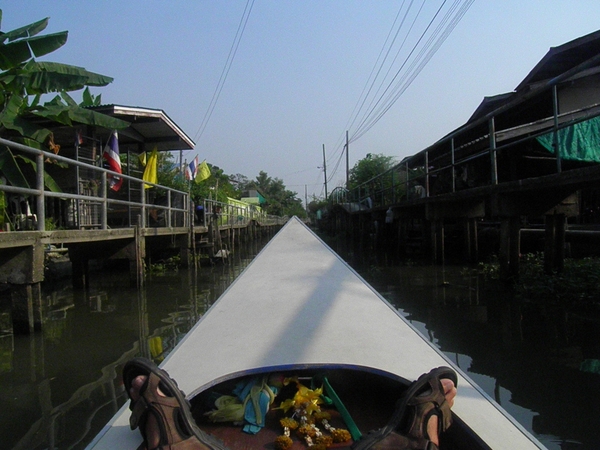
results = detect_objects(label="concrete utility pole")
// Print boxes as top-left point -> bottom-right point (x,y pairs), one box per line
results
322,144 -> 328,200
346,130 -> 349,188
305,185 -> 308,213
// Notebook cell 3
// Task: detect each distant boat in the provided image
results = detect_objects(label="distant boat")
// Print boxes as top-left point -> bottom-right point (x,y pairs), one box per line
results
88,217 -> 546,449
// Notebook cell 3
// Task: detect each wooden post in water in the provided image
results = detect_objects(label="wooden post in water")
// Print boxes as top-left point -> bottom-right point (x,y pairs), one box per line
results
433,219 -> 445,265
463,217 -> 479,263
509,217 -> 521,277
544,213 -> 565,274
499,216 -> 521,280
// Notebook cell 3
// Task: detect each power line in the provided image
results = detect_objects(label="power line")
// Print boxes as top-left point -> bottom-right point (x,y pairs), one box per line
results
352,0 -> 474,142
350,0 -> 425,141
193,0 -> 255,142
328,0 -> 474,163
351,0 -> 450,142
341,1 -> 411,143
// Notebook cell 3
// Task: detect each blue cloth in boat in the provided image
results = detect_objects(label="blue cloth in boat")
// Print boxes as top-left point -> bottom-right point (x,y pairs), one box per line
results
233,376 -> 278,434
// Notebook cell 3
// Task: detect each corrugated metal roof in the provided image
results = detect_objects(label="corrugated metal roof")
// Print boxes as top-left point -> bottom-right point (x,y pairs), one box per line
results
89,104 -> 195,152
516,29 -> 600,91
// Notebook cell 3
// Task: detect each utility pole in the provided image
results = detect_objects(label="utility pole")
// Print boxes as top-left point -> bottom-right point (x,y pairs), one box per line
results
304,185 -> 308,214
345,130 -> 349,188
322,144 -> 328,200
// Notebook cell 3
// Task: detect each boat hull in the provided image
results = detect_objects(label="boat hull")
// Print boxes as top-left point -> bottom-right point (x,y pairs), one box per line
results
88,217 -> 546,449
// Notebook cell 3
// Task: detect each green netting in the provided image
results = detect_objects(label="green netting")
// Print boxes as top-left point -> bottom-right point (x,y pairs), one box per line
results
537,115 -> 600,162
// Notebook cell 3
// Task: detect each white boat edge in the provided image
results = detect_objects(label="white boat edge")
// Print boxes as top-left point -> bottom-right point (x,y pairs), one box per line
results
88,216 -> 547,449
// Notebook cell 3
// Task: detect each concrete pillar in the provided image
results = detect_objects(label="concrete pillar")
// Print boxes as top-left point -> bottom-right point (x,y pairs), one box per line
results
11,282 -> 42,333
0,244 -> 44,334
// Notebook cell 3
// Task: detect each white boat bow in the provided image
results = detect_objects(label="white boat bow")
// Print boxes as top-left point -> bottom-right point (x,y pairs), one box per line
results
88,217 -> 546,449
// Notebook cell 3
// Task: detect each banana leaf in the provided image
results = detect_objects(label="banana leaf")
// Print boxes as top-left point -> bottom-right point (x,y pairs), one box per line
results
0,94 -> 52,142
15,61 -> 113,94
31,99 -> 129,130
0,17 -> 49,43
30,95 -> 73,126
0,146 -> 29,188
16,154 -> 62,192
0,31 -> 67,70
81,87 -> 102,107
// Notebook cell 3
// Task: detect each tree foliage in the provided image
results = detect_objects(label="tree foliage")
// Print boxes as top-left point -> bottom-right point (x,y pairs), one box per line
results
348,153 -> 396,190
240,170 -> 305,217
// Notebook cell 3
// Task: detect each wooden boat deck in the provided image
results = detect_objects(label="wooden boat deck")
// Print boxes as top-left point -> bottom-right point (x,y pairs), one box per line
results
88,217 -> 546,449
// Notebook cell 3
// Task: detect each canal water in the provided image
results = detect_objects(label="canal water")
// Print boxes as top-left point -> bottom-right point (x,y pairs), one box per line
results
1,228 -> 599,449
324,234 -> 600,450
0,236 -> 270,450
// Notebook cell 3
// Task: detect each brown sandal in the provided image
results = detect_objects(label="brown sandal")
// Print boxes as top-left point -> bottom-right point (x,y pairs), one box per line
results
352,366 -> 457,450
123,357 -> 230,450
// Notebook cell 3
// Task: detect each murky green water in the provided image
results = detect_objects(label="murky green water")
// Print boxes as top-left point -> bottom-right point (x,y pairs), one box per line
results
325,235 -> 600,450
1,230 -> 599,449
0,236 -> 269,450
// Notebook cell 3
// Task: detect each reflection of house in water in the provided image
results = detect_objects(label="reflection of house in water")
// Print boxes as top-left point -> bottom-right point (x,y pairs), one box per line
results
45,289 -> 75,319
10,344 -> 138,450
38,288 -> 75,342
88,292 -> 115,313
0,312 -> 13,374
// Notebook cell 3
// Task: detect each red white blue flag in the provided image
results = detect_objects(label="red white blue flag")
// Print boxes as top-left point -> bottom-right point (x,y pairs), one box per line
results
185,155 -> 199,181
102,131 -> 122,191
75,129 -> 84,147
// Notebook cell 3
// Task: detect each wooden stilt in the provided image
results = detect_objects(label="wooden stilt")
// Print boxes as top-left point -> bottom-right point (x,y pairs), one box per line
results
545,213 -> 565,273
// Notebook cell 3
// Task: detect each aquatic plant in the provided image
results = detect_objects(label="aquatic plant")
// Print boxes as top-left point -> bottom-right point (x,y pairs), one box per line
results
146,255 -> 181,275
475,253 -> 600,310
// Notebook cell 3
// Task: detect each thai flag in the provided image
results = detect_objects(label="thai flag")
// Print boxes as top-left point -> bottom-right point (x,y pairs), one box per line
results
102,131 -> 122,191
75,129 -> 84,147
185,156 -> 199,181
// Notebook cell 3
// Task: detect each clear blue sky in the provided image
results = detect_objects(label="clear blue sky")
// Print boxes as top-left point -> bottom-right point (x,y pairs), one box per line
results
3,1 -> 600,202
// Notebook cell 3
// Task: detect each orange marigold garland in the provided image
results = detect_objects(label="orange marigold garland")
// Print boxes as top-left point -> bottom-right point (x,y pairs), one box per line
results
331,428 -> 352,443
274,377 -> 352,448
274,435 -> 293,450
280,417 -> 299,430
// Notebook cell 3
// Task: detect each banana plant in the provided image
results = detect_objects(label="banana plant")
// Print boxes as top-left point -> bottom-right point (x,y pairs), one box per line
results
0,9 -> 129,191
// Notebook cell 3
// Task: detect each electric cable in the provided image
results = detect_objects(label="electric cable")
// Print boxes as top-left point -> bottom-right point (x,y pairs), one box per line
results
193,0 -> 255,142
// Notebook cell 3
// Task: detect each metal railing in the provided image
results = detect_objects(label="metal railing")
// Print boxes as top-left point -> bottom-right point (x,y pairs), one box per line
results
201,199 -> 288,227
0,138 -> 290,233
332,99 -> 600,211
0,137 -> 189,231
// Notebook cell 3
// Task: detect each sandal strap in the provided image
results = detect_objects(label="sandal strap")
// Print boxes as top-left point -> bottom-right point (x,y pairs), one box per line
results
123,357 -> 231,450
130,395 -> 150,430
438,399 -> 452,432
129,372 -> 179,430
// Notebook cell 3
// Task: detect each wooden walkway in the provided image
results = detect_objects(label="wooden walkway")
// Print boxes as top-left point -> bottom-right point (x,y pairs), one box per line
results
0,220 -> 281,333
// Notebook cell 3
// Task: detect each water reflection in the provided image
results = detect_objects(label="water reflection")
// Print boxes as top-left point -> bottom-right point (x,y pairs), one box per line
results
0,235 -> 270,450
336,247 -> 600,450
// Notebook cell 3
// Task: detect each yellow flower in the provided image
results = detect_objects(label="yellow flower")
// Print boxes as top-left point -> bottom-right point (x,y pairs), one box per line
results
277,379 -> 324,416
